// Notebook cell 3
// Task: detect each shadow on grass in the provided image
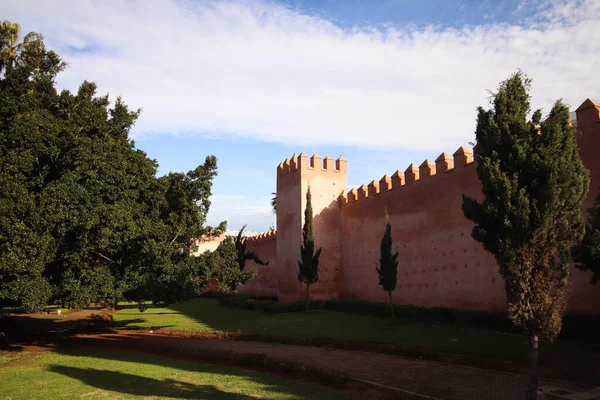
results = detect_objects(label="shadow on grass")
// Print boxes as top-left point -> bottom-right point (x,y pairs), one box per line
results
0,313 -> 174,345
48,365 -> 257,400
109,298 -> 600,386
41,346 -> 343,400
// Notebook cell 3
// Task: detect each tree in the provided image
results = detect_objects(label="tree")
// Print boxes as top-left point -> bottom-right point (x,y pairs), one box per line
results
573,192 -> 600,283
298,186 -> 321,312
0,21 -> 222,312
0,22 -> 64,77
462,72 -> 589,400
0,21 -> 22,73
271,192 -> 277,213
212,226 -> 269,293
376,208 -> 398,318
235,225 -> 269,271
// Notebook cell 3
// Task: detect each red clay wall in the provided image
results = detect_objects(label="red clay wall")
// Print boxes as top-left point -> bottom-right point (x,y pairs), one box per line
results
339,156 -> 510,311
238,98 -> 600,315
237,235 -> 278,297
338,101 -> 600,314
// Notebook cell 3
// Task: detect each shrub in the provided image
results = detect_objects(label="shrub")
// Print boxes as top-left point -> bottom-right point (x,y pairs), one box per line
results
209,294 -> 599,342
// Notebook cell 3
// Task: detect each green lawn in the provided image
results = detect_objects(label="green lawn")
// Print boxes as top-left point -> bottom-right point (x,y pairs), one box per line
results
0,348 -> 348,400
113,298 -> 597,363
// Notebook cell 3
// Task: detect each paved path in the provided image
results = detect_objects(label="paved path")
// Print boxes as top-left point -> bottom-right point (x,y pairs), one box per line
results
60,331 -> 591,400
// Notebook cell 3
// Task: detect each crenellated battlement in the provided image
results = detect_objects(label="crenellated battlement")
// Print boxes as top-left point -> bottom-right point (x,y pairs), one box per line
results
277,153 -> 347,176
340,146 -> 474,206
245,230 -> 277,244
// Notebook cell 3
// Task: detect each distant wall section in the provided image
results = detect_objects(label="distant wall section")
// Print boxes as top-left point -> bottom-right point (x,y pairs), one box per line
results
237,232 -> 278,297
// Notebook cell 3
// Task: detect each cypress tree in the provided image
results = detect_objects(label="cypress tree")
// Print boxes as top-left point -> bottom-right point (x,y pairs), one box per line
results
462,72 -> 589,400
298,186 -> 321,312
376,208 -> 398,318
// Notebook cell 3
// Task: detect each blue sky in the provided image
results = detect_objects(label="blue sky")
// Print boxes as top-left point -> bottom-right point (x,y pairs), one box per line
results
5,0 -> 600,231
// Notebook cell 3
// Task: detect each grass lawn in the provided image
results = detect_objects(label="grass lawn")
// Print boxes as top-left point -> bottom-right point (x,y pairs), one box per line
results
113,298 -> 598,363
0,348 -> 348,400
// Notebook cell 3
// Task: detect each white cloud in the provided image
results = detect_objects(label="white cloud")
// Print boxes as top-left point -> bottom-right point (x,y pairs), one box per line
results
4,0 -> 600,152
207,194 -> 274,232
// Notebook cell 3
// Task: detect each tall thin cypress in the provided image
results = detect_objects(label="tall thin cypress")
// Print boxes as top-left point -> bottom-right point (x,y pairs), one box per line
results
376,208 -> 399,318
298,186 -> 321,312
462,72 -> 589,400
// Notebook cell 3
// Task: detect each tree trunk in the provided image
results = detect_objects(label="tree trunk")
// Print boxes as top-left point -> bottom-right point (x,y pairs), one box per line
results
305,283 -> 310,312
527,333 -> 539,400
388,291 -> 395,318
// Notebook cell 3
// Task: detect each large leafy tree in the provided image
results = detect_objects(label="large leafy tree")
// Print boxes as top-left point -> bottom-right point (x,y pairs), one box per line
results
298,187 -> 321,312
462,72 -> 589,400
0,22 -> 222,312
376,208 -> 398,318
573,192 -> 600,284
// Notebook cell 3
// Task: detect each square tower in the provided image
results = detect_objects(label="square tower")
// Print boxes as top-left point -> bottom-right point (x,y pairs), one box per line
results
276,153 -> 347,301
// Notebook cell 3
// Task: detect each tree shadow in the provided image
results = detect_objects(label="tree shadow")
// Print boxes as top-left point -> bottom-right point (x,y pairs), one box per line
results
48,365 -> 257,399
0,313 -> 174,346
42,346 -> 341,400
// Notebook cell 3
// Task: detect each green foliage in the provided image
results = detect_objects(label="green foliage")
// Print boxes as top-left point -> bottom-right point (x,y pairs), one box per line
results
235,225 -> 269,271
462,72 -> 589,343
212,226 -> 269,293
573,192 -> 600,284
211,294 -> 600,342
0,21 -> 65,78
0,21 -> 222,312
298,187 -> 321,285
298,187 -> 321,310
462,71 -> 589,399
212,237 -> 257,293
271,192 -> 276,213
376,209 -> 398,317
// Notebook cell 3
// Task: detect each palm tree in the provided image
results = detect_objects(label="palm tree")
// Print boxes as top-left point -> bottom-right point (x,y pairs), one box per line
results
235,225 -> 269,271
271,192 -> 276,213
0,21 -> 22,73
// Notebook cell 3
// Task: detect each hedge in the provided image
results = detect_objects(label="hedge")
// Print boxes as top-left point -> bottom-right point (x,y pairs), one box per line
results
207,293 -> 599,342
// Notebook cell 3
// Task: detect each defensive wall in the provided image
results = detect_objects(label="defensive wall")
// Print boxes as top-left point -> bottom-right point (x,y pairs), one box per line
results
237,98 -> 600,315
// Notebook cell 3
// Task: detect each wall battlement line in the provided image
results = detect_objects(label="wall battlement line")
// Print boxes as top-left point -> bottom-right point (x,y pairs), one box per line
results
277,153 -> 347,176
340,146 -> 474,206
245,230 -> 277,244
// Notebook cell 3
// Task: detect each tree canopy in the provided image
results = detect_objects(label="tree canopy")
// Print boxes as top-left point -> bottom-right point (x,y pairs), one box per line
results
0,21 -> 224,312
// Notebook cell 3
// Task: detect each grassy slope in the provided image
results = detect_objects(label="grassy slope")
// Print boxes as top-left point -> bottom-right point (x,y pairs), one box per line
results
113,298 -> 596,362
0,348 -> 347,400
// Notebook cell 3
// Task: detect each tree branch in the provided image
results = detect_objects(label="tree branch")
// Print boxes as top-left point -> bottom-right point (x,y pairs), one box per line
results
95,252 -> 114,263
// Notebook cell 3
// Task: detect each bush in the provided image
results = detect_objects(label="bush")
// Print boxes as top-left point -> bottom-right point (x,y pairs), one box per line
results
218,295 -> 278,311
260,300 -> 325,314
200,292 -> 237,299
